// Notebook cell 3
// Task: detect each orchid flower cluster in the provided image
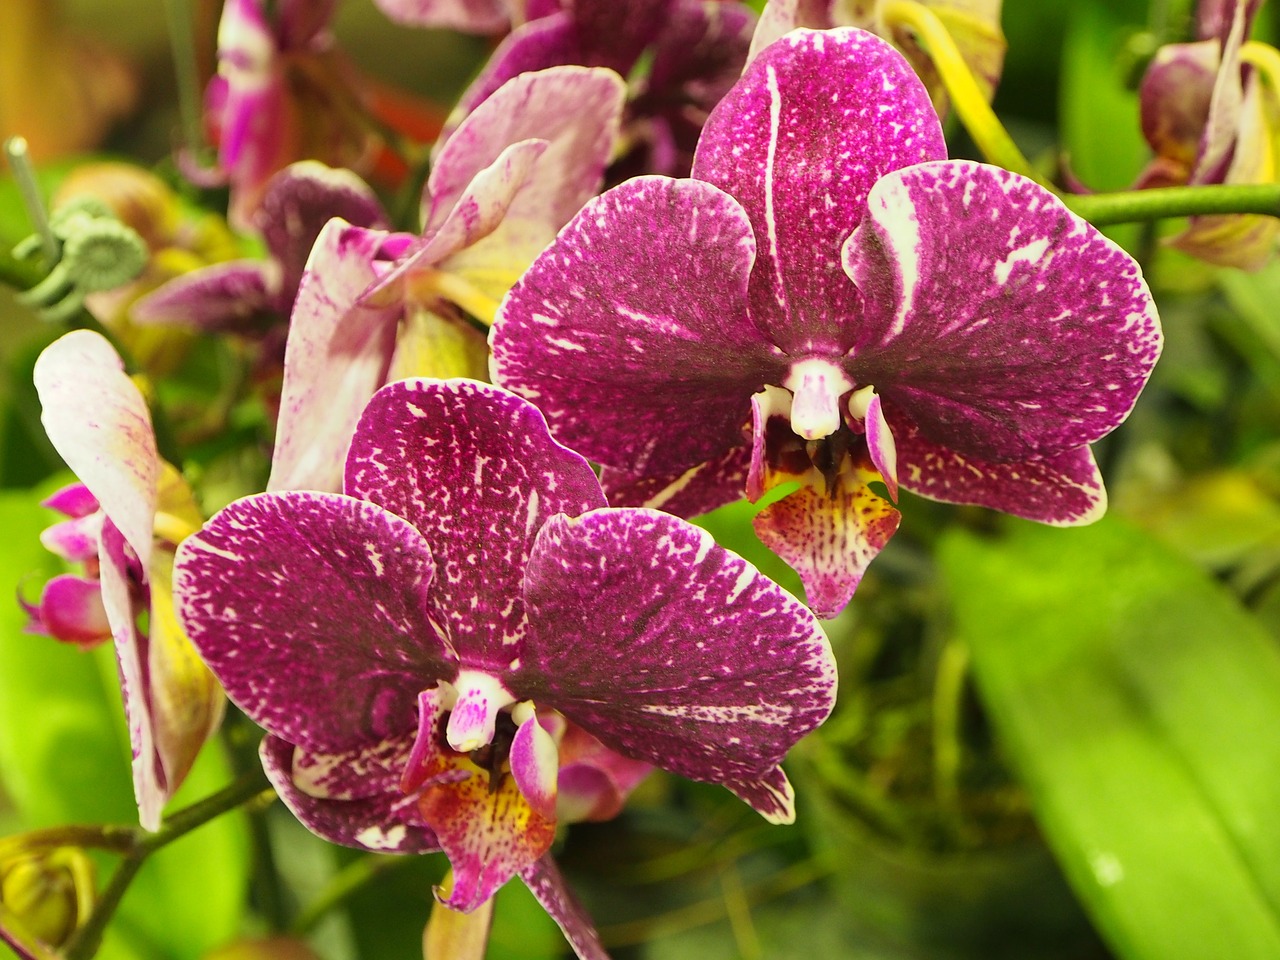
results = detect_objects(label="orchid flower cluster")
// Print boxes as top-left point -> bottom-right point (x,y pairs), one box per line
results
15,0 -> 1280,957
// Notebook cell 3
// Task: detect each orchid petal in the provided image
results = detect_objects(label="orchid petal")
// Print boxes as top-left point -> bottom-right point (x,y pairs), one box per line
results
491,175 -> 783,477
692,27 -> 945,353
32,574 -> 111,647
862,392 -> 898,502
888,409 -> 1108,525
276,0 -> 340,48
1139,41 -> 1218,173
753,479 -> 901,619
555,724 -> 652,824
600,445 -> 750,518
268,219 -> 400,493
99,520 -> 163,830
39,513 -> 102,563
34,330 -> 158,566
174,491 -> 452,753
509,708 -> 559,822
519,857 -> 610,960
293,733 -> 416,801
371,0 -> 511,32
521,508 -> 836,795
844,161 -> 1163,462
256,161 -> 388,295
131,261 -> 276,331
724,765 -> 795,825
344,379 -> 604,670
41,482 -> 99,518
447,670 -> 516,752
387,306 -> 491,383
262,735 -> 438,853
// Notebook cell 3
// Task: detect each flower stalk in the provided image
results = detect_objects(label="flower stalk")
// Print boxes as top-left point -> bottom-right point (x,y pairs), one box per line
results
1063,182 -> 1280,226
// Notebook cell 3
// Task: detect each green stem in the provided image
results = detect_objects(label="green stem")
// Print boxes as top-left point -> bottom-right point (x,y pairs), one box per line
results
3,138 -> 59,262
291,855 -> 409,935
881,1 -> 1042,184
1062,182 -> 1280,226
61,772 -> 274,960
162,0 -> 207,159
931,639 -> 970,815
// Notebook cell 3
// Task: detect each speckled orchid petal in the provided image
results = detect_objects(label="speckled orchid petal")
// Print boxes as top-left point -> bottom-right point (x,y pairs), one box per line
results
261,735 -> 439,853
844,160 -> 1162,462
99,520 -> 164,830
293,732 -> 415,801
888,409 -> 1107,525
509,708 -> 559,821
34,331 -> 158,566
520,857 -> 610,960
520,508 -> 835,818
491,176 -> 783,477
692,27 -> 945,353
174,490 -> 454,753
753,479 -> 900,619
132,260 -> 276,331
256,161 -> 389,296
344,379 -> 605,671
599,446 -> 751,518
372,0 -> 512,32
29,574 -> 111,647
269,220 -> 401,493
724,765 -> 794,825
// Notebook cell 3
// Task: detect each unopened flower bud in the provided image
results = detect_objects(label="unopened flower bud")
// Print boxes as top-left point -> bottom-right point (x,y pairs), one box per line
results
0,848 -> 95,948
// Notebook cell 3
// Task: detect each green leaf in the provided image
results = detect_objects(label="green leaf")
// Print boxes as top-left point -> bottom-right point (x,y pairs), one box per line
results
939,518 -> 1280,960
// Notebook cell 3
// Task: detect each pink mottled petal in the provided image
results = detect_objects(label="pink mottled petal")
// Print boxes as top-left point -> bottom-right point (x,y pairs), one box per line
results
99,521 -> 163,830
293,734 -> 416,801
724,764 -> 795,824
34,331 -> 158,566
131,261 -> 275,331
510,710 -> 559,821
39,513 -> 102,563
491,176 -> 783,478
269,220 -> 400,493
889,409 -> 1107,525
345,380 -> 605,671
262,735 -> 439,853
693,27 -> 945,353
864,393 -> 898,502
522,508 -> 836,787
845,161 -> 1162,462
34,575 -> 111,647
372,0 -> 511,32
175,491 -> 453,752
753,480 -> 901,619
600,445 -> 750,518
519,856 -> 610,960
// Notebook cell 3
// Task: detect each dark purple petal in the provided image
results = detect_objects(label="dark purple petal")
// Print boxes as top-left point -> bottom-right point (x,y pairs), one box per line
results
724,765 -> 794,824
344,380 -> 605,672
131,261 -> 275,331
845,161 -> 1163,462
491,176 -> 784,477
175,491 -> 453,753
276,0 -> 340,47
600,445 -> 750,518
692,27 -> 945,353
520,508 -> 835,799
889,409 -> 1107,525
256,161 -> 389,296
519,856 -> 610,960
1139,41 -> 1217,175
291,733 -> 414,801
372,0 -> 511,32
261,735 -> 439,853
269,220 -> 400,493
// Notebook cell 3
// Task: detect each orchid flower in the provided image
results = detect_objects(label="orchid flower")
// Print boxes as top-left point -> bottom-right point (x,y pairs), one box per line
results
1137,0 -> 1279,269
207,0 -> 374,229
31,331 -> 224,831
173,378 -> 836,958
748,0 -> 1006,116
490,27 -> 1163,618
267,65 -> 625,494
372,0 -> 525,33
436,0 -> 757,177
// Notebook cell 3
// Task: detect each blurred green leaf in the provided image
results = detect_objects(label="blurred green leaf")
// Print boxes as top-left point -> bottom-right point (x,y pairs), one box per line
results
940,518 -> 1280,960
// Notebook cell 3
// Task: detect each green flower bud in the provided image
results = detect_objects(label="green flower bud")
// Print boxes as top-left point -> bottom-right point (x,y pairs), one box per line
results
0,848 -> 95,948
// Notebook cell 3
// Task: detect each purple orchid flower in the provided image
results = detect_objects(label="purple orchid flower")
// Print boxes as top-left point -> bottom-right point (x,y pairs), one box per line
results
1137,0 -> 1278,269
206,0 -> 373,229
32,331 -> 223,831
749,0 -> 1007,116
173,378 -> 835,957
372,0 -> 524,33
437,0 -> 757,177
490,27 -> 1163,618
267,65 -> 625,494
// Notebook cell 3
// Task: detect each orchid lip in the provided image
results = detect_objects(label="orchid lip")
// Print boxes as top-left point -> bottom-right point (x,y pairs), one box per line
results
445,669 -> 517,753
782,358 -> 854,441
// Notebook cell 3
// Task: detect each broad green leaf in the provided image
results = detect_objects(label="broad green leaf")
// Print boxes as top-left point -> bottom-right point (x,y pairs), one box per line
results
940,518 -> 1280,960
